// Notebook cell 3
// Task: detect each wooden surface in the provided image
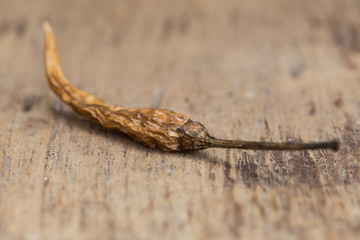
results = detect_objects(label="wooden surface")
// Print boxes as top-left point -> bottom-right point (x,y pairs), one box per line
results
1,0 -> 360,239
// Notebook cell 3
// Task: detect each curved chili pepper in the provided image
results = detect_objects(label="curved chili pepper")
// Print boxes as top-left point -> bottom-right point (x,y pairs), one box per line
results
43,22 -> 339,152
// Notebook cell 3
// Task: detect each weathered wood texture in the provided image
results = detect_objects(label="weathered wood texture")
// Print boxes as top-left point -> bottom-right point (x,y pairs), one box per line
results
1,0 -> 360,239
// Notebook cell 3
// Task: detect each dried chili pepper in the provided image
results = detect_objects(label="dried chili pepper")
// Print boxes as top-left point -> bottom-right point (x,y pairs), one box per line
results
43,22 -> 339,152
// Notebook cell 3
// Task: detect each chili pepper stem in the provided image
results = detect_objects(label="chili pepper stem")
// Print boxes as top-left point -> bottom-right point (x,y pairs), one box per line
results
205,137 -> 339,151
177,120 -> 339,151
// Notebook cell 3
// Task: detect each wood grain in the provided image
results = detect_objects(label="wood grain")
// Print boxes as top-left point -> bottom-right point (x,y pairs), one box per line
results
1,0 -> 359,239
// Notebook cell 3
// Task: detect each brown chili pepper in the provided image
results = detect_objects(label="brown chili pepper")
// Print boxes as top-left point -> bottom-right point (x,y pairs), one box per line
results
43,22 -> 339,152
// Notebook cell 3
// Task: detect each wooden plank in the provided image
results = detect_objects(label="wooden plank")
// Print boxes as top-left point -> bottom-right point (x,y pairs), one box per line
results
0,0 -> 359,239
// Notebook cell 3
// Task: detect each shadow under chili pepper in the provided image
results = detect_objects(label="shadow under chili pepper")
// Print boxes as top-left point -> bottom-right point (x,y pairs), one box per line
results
184,151 -> 229,168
